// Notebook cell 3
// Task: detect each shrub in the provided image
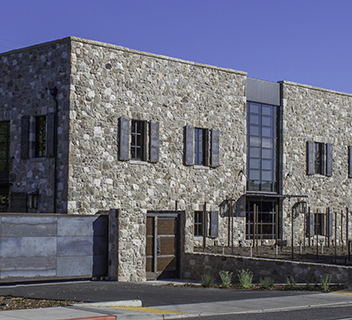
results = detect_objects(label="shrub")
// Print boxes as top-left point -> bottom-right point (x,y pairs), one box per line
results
259,277 -> 274,289
219,271 -> 232,288
286,277 -> 297,290
320,274 -> 332,292
238,269 -> 253,289
201,272 -> 214,287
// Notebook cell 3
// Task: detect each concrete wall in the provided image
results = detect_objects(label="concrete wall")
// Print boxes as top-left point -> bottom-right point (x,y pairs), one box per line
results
0,213 -> 108,282
183,252 -> 352,284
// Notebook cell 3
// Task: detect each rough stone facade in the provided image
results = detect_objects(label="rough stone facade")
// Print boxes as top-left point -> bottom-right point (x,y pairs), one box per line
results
1,37 -> 352,281
183,252 -> 352,284
68,39 -> 247,280
0,40 -> 71,213
282,81 -> 352,244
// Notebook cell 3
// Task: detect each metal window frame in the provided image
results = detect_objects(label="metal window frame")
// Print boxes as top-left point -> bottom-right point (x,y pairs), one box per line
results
247,102 -> 278,193
194,211 -> 203,236
131,120 -> 145,161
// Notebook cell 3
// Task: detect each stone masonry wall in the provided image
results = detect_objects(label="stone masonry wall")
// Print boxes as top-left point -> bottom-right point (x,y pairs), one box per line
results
0,40 -> 71,213
68,37 -> 247,281
282,81 -> 352,244
183,252 -> 352,284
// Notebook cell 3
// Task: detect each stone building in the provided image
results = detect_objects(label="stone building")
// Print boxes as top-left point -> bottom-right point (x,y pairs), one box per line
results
1,37 -> 352,281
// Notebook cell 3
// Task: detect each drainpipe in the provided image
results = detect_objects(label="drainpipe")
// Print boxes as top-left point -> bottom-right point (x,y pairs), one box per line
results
49,87 -> 58,213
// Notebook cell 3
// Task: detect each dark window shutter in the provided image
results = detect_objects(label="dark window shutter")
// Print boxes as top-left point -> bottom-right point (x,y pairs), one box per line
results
326,143 -> 333,176
203,129 -> 209,166
119,117 -> 130,161
149,122 -> 159,163
184,126 -> 194,166
142,121 -> 147,161
21,115 -> 30,159
209,211 -> 219,238
46,113 -> 55,157
210,129 -> 220,168
307,141 -> 314,175
349,147 -> 352,178
309,211 -> 314,236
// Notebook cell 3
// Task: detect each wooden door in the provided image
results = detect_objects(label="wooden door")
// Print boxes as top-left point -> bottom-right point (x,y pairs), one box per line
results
146,212 -> 180,280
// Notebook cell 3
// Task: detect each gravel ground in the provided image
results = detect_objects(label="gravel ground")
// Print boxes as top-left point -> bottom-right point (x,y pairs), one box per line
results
0,296 -> 79,311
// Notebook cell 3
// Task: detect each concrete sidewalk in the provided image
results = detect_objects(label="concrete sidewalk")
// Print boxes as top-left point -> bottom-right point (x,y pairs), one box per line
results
1,291 -> 352,320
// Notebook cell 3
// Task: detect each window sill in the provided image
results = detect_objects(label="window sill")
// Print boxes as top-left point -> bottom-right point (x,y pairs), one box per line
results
129,160 -> 150,166
30,157 -> 46,162
193,165 -> 209,170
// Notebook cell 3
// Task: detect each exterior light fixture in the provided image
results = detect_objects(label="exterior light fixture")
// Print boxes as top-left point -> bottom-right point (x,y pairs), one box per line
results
27,191 -> 39,209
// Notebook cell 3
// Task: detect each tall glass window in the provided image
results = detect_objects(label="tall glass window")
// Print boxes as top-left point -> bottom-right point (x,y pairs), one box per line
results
131,120 -> 145,161
247,102 -> 278,192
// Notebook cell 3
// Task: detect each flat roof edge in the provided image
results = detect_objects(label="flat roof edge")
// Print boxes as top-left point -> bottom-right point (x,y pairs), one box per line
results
280,80 -> 352,98
70,36 -> 247,75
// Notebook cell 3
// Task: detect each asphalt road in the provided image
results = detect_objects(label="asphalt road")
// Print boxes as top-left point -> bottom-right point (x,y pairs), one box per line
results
0,280 -> 316,307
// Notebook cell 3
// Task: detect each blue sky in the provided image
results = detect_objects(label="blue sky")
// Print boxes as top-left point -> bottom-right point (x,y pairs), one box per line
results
1,0 -> 351,93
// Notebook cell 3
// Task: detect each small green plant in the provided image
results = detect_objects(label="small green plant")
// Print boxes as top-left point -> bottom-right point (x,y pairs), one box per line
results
184,279 -> 192,287
305,280 -> 312,290
219,271 -> 232,288
259,277 -> 274,289
320,274 -> 332,292
286,277 -> 297,290
201,272 -> 214,287
238,269 -> 253,289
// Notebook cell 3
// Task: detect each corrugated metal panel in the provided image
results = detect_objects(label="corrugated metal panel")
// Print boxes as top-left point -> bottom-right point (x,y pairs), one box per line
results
247,78 -> 280,106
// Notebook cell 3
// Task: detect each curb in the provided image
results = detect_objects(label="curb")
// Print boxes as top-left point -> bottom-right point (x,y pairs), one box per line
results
78,299 -> 142,308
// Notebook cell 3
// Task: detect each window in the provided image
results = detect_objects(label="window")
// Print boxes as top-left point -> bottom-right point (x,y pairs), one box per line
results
247,102 -> 278,192
119,118 -> 159,162
307,141 -> 332,176
306,210 -> 333,237
21,114 -> 55,159
246,199 -> 277,240
131,120 -> 146,161
314,212 -> 325,236
184,126 -> 219,168
35,116 -> 46,157
0,121 -> 10,181
194,211 -> 203,236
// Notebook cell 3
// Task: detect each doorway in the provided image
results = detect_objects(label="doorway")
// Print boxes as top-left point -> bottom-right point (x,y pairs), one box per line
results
146,212 -> 181,280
